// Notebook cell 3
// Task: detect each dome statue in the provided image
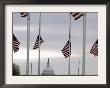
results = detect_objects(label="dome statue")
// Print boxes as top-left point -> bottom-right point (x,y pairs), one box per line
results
41,58 -> 55,76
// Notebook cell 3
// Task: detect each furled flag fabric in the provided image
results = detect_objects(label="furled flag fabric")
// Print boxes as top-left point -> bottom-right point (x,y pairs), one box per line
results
61,40 -> 71,58
33,34 -> 44,49
70,12 -> 84,20
13,34 -> 20,53
90,39 -> 98,56
20,12 -> 28,17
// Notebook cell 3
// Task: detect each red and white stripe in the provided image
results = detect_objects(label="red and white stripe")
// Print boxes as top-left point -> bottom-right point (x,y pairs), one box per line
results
13,34 -> 20,53
90,39 -> 98,56
61,40 -> 71,58
70,12 -> 84,20
20,12 -> 28,17
33,34 -> 44,49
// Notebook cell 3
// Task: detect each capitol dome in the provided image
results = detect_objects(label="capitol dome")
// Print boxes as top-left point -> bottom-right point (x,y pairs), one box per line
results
41,58 -> 55,76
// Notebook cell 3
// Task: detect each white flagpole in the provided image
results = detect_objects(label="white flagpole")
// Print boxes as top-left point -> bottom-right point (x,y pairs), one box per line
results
82,12 -> 86,75
78,61 -> 80,75
26,12 -> 30,75
38,12 -> 41,75
68,13 -> 71,75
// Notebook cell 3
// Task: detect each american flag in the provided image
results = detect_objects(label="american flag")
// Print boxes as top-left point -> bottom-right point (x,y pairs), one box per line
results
61,40 -> 71,58
70,12 -> 84,20
13,34 -> 20,53
20,12 -> 28,17
33,34 -> 44,49
90,39 -> 98,56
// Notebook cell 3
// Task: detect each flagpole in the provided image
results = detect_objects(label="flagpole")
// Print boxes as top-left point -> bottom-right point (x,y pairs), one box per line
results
31,62 -> 32,75
12,13 -> 14,68
26,12 -> 30,75
82,12 -> 86,75
68,13 -> 71,75
38,12 -> 41,76
78,61 -> 80,75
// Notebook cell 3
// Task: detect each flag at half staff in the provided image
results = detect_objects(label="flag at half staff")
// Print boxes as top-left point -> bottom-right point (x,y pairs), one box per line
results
70,12 -> 84,20
61,40 -> 71,58
33,34 -> 44,49
13,34 -> 20,53
20,12 -> 28,17
90,39 -> 98,56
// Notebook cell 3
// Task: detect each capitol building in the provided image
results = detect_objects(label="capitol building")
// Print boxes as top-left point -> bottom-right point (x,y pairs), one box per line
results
41,58 -> 55,76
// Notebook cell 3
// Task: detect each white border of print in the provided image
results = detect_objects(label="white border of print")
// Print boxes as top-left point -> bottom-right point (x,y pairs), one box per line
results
5,5 -> 106,84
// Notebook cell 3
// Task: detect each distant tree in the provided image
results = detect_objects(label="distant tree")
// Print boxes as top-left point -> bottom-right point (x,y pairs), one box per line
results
13,63 -> 20,76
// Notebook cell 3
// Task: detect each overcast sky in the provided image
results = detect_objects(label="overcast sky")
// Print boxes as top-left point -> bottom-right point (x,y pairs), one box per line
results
13,12 -> 98,75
